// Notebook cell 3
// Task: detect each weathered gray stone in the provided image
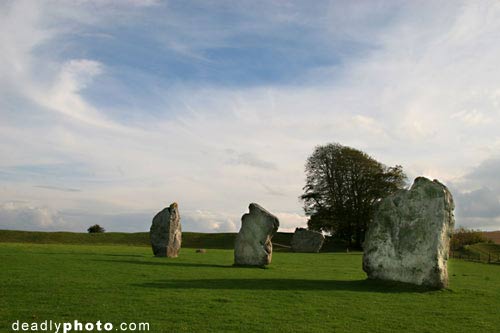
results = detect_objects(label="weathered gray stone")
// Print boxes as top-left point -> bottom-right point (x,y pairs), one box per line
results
234,203 -> 279,266
291,227 -> 325,253
363,177 -> 455,288
150,202 -> 182,257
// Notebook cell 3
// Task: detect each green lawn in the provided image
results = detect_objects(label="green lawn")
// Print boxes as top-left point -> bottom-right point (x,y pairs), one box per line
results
1,243 -> 499,333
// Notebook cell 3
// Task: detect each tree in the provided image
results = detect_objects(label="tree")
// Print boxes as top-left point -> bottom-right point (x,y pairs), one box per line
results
300,143 -> 406,248
87,224 -> 105,233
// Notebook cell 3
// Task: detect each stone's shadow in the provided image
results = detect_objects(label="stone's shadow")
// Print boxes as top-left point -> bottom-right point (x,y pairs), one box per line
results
133,278 -> 437,293
95,259 -> 438,293
33,252 -> 146,258
95,253 -> 147,258
95,259 -> 281,269
232,264 -> 269,269
93,259 -> 231,268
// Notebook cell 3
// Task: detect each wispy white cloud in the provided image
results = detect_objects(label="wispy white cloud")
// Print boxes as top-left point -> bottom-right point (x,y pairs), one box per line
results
35,59 -> 120,128
34,185 -> 81,192
225,150 -> 277,170
1,1 -> 500,233
451,109 -> 490,126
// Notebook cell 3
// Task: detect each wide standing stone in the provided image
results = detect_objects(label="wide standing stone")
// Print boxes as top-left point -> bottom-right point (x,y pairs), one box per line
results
150,202 -> 182,257
291,228 -> 325,253
234,203 -> 279,266
363,177 -> 455,288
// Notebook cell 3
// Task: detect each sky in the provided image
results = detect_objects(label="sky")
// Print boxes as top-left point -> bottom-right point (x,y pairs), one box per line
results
1,0 -> 500,233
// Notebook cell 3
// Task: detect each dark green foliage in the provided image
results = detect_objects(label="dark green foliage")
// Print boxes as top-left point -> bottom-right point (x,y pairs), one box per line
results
87,224 -> 105,233
319,235 -> 352,252
301,143 -> 407,248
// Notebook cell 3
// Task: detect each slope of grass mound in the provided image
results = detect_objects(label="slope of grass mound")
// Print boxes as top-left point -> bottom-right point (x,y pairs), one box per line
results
452,242 -> 500,263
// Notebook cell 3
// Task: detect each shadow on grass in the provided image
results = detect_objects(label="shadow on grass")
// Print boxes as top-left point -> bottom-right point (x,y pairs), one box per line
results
96,259 -> 440,293
133,278 -> 437,293
93,259 -> 231,268
35,252 -> 146,258
95,259 -> 280,269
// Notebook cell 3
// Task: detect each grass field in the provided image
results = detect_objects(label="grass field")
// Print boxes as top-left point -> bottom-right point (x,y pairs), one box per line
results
1,243 -> 499,333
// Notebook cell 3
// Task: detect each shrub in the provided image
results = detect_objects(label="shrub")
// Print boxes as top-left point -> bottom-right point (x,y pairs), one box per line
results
450,227 -> 486,250
87,224 -> 105,233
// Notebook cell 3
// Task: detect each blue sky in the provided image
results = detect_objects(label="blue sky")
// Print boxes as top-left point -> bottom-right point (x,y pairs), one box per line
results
1,0 -> 500,232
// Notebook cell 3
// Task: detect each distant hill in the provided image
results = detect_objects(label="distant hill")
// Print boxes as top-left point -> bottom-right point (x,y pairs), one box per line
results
482,231 -> 500,244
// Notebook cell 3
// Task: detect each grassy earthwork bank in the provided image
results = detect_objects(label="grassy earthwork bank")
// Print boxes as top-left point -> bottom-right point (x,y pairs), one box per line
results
0,229 -> 232,248
0,230 -> 292,250
0,229 -> 350,252
1,241 -> 500,332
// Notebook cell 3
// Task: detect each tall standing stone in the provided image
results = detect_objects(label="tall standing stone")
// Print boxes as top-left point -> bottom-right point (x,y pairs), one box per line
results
234,203 -> 279,266
363,177 -> 455,288
291,227 -> 325,253
150,202 -> 182,257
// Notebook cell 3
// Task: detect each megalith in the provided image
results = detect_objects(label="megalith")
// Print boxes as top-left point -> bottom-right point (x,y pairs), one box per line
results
234,203 -> 279,266
291,227 -> 325,253
363,177 -> 455,288
150,202 -> 182,257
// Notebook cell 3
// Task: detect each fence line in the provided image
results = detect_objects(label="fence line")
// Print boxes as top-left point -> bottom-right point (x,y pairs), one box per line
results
450,251 -> 500,264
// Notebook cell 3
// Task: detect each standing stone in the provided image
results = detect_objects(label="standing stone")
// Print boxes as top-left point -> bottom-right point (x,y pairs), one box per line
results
291,228 -> 325,253
150,202 -> 182,257
234,203 -> 279,266
363,177 -> 455,288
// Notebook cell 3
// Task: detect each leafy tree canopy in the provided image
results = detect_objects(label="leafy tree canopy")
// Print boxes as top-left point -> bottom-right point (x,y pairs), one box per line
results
301,143 -> 407,248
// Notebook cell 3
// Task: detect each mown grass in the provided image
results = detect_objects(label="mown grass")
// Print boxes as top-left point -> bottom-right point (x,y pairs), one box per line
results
1,243 -> 499,333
